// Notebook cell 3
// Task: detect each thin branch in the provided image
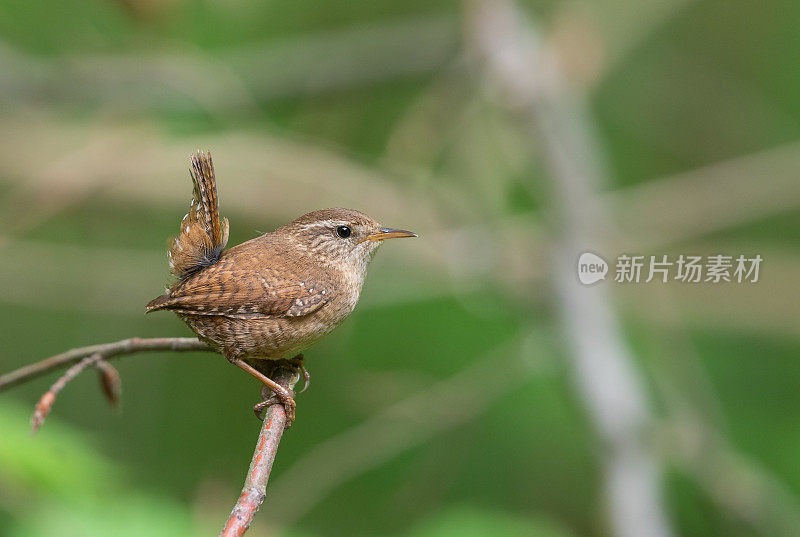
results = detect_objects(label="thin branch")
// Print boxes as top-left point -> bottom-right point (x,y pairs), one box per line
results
220,365 -> 299,537
0,337 -> 211,392
31,352 -> 103,433
3,336 -> 298,535
29,352 -> 125,433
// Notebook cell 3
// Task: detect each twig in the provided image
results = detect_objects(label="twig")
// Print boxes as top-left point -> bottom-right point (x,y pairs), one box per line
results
31,352 -> 103,433
2,337 -> 211,434
29,352 -> 124,433
0,337 -> 211,392
3,336 -> 299,535
220,365 -> 299,537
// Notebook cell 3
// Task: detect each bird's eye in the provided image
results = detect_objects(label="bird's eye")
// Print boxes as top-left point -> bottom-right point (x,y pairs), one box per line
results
336,225 -> 351,238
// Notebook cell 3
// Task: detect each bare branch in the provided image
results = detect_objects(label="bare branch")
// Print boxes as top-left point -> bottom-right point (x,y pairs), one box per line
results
3,336 -> 299,535
31,352 -> 104,433
220,365 -> 299,537
0,337 -> 211,392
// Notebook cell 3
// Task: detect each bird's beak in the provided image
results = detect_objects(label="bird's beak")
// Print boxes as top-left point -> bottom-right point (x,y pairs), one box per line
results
363,227 -> 418,243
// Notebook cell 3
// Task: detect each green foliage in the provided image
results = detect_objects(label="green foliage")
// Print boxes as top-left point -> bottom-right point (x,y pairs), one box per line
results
0,402 -> 209,537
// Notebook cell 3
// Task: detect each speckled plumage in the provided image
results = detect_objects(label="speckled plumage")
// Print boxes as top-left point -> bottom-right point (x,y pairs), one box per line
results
146,153 -> 414,365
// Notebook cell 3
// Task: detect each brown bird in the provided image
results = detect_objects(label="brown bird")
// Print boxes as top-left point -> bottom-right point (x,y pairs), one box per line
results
146,151 -> 415,425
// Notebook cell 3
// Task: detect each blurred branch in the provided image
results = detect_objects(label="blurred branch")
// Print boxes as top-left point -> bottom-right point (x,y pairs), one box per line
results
2,115 -> 799,300
0,0 -> 693,114
627,280 -> 800,534
0,16 -> 457,114
671,426 -> 800,536
220,365 -> 298,537
1,130 -> 800,334
0,115 -> 445,236
0,135 -> 124,251
0,337 -> 210,392
606,141 -> 800,249
465,3 -> 674,537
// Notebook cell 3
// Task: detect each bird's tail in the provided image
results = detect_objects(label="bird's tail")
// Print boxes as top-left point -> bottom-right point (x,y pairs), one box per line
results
166,151 -> 229,283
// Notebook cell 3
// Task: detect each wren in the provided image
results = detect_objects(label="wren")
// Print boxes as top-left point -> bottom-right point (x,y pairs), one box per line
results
146,151 -> 416,425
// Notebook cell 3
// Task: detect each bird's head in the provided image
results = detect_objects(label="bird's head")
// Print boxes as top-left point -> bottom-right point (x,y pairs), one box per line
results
279,208 -> 416,274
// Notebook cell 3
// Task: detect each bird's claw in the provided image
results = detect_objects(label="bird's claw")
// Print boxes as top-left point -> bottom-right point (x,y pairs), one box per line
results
253,391 -> 296,428
283,354 -> 310,393
249,354 -> 307,428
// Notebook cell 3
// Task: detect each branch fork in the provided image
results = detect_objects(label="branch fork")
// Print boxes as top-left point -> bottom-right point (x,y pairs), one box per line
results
0,336 -> 297,536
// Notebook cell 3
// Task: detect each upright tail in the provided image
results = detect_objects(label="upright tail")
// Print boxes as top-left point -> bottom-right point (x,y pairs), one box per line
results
166,151 -> 229,284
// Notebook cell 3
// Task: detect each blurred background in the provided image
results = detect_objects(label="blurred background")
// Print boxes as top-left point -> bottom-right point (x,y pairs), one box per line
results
1,0 -> 799,536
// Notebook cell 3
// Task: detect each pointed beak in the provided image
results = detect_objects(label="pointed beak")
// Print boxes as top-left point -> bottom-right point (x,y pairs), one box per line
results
363,227 -> 418,243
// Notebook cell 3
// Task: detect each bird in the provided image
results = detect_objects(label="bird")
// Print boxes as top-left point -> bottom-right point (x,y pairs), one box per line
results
146,151 -> 416,425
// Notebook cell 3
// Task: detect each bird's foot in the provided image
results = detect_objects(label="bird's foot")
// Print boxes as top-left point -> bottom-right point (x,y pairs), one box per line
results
253,386 -> 296,427
225,353 -> 299,428
252,355 -> 306,427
